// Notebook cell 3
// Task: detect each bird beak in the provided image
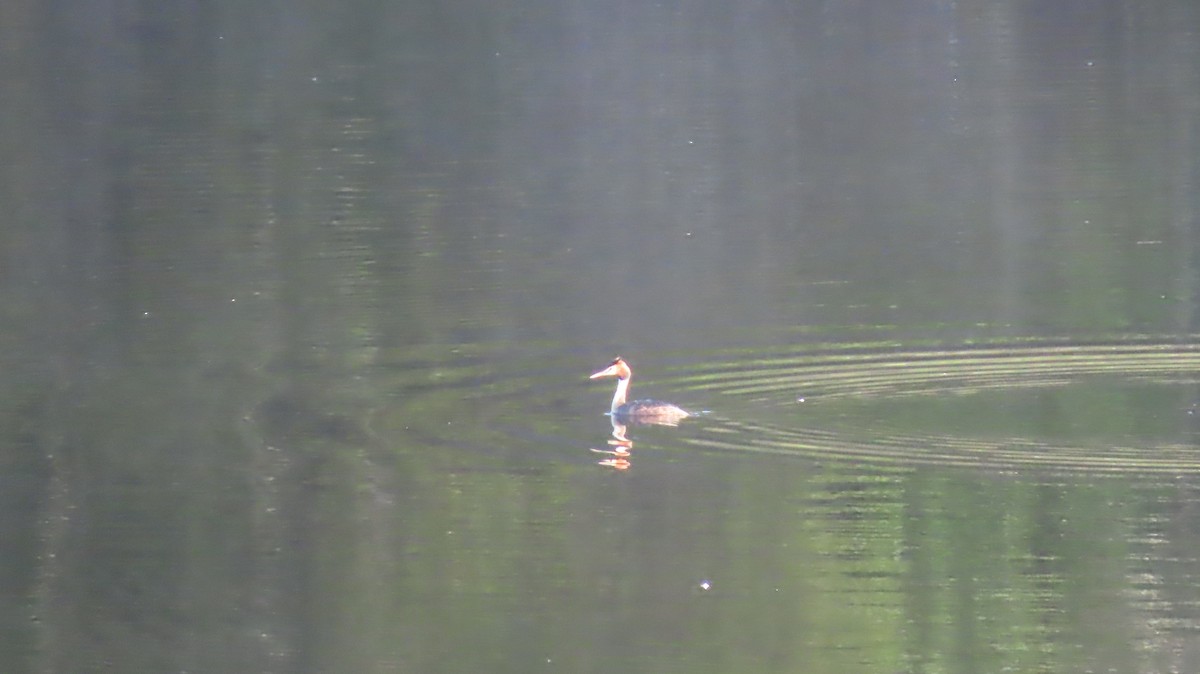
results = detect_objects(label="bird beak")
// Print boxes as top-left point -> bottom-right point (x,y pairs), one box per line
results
590,365 -> 619,379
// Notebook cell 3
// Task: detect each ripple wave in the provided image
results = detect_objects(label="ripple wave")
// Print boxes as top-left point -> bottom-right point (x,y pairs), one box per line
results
667,338 -> 1200,474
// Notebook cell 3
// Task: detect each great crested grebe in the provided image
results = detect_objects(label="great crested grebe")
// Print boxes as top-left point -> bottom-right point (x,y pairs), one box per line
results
589,357 -> 690,424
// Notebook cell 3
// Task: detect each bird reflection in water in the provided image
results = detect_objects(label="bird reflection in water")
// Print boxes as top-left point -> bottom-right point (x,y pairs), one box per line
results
590,417 -> 633,469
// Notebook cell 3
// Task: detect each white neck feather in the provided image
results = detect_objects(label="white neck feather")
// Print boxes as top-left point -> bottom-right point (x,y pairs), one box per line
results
611,376 -> 630,414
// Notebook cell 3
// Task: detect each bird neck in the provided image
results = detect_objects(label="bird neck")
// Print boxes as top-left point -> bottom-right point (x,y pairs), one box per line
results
611,376 -> 630,414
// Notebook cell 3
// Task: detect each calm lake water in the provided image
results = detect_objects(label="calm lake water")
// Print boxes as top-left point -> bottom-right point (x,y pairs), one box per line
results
4,1 -> 1200,672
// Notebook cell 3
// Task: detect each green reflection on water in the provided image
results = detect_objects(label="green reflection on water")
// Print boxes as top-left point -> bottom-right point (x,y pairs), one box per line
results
821,376 -> 1193,442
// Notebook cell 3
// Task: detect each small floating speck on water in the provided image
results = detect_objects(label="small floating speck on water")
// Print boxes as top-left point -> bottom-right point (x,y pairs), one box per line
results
698,580 -> 711,591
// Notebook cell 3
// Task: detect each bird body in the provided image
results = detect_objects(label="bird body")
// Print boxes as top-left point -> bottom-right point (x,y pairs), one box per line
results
589,357 -> 690,424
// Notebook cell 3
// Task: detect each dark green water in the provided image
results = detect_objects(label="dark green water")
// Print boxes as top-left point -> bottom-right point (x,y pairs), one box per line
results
3,1 -> 1200,672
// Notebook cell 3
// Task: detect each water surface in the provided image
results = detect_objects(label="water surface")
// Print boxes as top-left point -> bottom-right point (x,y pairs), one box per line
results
3,1 -> 1200,673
